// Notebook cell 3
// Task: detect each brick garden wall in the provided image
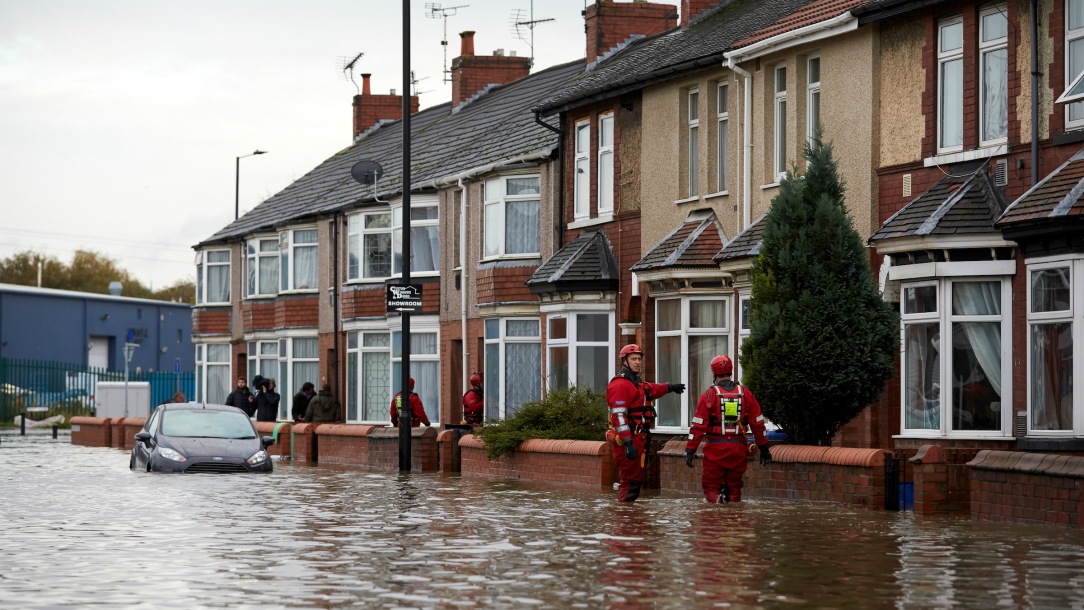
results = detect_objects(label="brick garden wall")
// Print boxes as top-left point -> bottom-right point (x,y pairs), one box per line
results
459,435 -> 617,488
365,426 -> 439,471
969,450 -> 1084,528
70,416 -> 112,447
314,424 -> 378,466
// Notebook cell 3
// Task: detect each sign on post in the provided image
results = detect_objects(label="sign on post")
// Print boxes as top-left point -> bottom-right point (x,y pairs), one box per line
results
386,284 -> 423,313
174,358 -> 181,373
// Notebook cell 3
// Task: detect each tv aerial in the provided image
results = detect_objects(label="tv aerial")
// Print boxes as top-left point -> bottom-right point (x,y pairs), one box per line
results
338,52 -> 365,94
425,3 -> 468,84
510,1 -> 554,68
411,71 -> 432,97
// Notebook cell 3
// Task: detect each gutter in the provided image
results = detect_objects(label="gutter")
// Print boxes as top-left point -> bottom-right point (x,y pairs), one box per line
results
728,57 -> 753,231
723,12 -> 858,64
420,147 -> 557,191
534,111 -> 565,250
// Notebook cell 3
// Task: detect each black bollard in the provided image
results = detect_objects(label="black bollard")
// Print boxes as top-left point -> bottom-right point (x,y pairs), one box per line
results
20,411 -> 26,436
52,423 -> 58,439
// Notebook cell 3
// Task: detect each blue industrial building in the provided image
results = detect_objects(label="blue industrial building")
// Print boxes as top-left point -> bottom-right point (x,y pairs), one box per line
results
0,283 -> 193,373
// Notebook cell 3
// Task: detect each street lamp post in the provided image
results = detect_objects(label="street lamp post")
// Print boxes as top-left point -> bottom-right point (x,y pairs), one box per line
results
399,0 -> 413,473
236,150 -> 268,220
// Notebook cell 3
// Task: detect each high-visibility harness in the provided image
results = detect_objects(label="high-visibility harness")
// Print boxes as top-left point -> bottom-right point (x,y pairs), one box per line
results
609,373 -> 656,439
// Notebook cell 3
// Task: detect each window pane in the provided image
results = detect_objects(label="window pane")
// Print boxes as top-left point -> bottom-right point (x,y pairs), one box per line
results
718,84 -> 728,114
196,264 -> 203,304
505,342 -> 541,417
982,48 -> 1007,141
576,345 -> 610,393
600,116 -> 613,147
576,123 -> 589,153
365,213 -> 391,229
280,252 -> 289,292
259,358 -> 277,382
505,200 -> 540,254
549,346 -> 569,389
689,335 -> 728,426
506,177 -> 540,196
364,233 -> 391,278
362,351 -> 390,421
484,202 -> 501,257
485,319 -> 500,340
577,314 -> 609,342
1072,0 -> 1084,30
208,344 -> 231,363
657,299 -> 681,332
599,151 -> 614,211
904,285 -> 938,314
689,125 -> 699,196
294,245 -> 317,290
940,21 -> 963,52
247,242 -> 256,255
1031,323 -> 1074,431
208,251 -> 230,263
952,282 -> 1001,316
392,206 -> 402,228
409,206 -> 438,221
292,362 -> 319,408
690,300 -> 727,328
347,352 -> 358,421
197,344 -> 204,362
981,10 -> 1007,41
656,336 -> 682,426
689,91 -> 699,121
348,214 -> 360,233
196,366 -> 203,404
1031,268 -> 1071,312
293,229 -> 317,244
257,255 -> 278,295
207,364 -> 230,405
260,239 -> 277,252
247,257 -> 255,296
717,119 -> 728,192
549,317 -> 567,340
485,179 -> 499,201
809,90 -> 820,137
485,343 -> 500,420
261,342 -> 278,355
741,299 -> 752,330
348,234 -> 359,279
293,337 -> 318,359
410,225 -> 440,272
575,158 -> 590,216
951,322 -> 1002,431
347,331 -> 358,350
807,57 -> 820,83
775,67 -> 786,92
392,228 -> 402,274
506,320 -> 540,337
363,332 -> 389,348
1070,38 -> 1084,122
941,58 -> 963,148
393,360 -> 439,424
904,323 -> 941,430
776,99 -> 787,174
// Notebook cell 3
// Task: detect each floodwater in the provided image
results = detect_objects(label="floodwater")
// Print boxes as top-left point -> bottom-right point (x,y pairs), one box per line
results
3,432 -> 1084,609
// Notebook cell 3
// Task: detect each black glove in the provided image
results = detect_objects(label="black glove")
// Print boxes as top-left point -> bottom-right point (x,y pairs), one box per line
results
759,444 -> 772,465
684,449 -> 695,468
624,442 -> 638,462
668,383 -> 686,394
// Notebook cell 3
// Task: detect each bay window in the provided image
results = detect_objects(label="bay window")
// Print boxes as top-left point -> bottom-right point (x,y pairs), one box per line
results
346,331 -> 392,423
485,318 -> 542,420
1027,261 -> 1078,434
979,5 -> 1008,145
774,66 -> 787,179
547,312 -> 614,394
392,203 -> 439,275
574,120 -> 590,218
938,16 -> 964,152
247,340 -> 279,386
195,250 -> 230,305
689,89 -> 699,196
279,229 -> 318,291
806,57 -> 820,147
392,331 -> 440,424
900,277 -> 1011,437
655,297 -> 730,429
1069,0 -> 1084,127
347,211 -> 392,280
484,175 -> 541,258
717,83 -> 728,192
598,114 -> 614,214
195,343 -> 231,404
247,238 -> 279,297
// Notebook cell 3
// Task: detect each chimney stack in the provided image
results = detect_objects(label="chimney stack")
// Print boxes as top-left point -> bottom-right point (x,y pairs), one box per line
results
451,30 -> 531,107
681,0 -> 720,28
585,0 -> 678,65
352,73 -> 420,139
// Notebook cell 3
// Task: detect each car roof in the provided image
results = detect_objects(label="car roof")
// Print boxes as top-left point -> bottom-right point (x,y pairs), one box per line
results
157,402 -> 244,413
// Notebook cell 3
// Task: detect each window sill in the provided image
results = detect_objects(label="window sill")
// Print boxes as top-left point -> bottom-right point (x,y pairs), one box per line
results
195,302 -> 232,308
674,195 -> 700,205
278,289 -> 319,296
480,254 -> 542,262
568,213 -> 613,230
345,278 -> 390,285
893,434 -> 1015,441
244,295 -> 278,302
703,190 -> 729,200
923,144 -> 1007,168
759,182 -> 780,190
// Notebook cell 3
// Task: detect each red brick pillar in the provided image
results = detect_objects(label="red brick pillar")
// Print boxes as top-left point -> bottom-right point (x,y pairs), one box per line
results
438,429 -> 461,473
413,426 -> 439,472
111,419 -> 125,449
911,444 -> 951,514
291,423 -> 318,463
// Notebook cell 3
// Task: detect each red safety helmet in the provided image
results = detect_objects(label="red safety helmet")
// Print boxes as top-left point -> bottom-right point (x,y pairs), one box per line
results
469,373 -> 483,387
408,377 -> 415,389
619,344 -> 644,361
710,355 -> 733,376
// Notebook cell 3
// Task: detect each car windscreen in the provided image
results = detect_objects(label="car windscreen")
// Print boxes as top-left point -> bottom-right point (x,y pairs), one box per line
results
160,410 -> 256,439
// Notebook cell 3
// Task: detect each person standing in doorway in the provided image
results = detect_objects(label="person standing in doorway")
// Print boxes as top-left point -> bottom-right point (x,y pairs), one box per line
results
462,373 -> 484,426
390,378 -> 430,427
292,382 -> 316,422
684,355 -> 771,503
255,378 -> 280,422
303,384 -> 341,423
605,344 -> 684,502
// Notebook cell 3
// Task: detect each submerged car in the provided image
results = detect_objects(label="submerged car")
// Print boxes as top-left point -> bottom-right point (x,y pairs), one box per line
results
130,403 -> 274,473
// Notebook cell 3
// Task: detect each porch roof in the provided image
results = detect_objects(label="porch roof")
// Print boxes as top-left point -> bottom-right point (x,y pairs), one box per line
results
525,230 -> 619,294
731,0 -> 868,49
714,213 -> 767,263
997,148 -> 1084,228
631,209 -> 726,271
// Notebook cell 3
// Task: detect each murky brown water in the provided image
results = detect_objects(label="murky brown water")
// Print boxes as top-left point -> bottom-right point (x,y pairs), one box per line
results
4,430 -> 1084,609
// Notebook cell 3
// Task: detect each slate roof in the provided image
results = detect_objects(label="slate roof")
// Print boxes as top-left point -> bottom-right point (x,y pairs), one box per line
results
198,59 -> 584,247
534,0 -> 817,115
851,0 -> 949,25
631,209 -> 726,271
732,0 -> 867,49
998,148 -> 1084,227
525,230 -> 619,293
870,161 -> 1008,242
714,213 -> 767,263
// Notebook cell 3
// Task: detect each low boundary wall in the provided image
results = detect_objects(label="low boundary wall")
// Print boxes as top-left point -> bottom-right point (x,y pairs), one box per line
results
253,421 -> 293,459
459,435 -> 616,488
70,416 -> 112,447
969,450 -> 1084,528
291,423 -> 318,463
365,427 -> 439,471
313,424 -> 378,466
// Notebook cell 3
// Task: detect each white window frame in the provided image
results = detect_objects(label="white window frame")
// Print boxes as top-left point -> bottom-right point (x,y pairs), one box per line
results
938,15 -> 965,154
195,249 -> 231,305
717,82 -> 729,193
898,276 -> 1013,439
546,311 -> 615,393
345,330 -> 394,424
484,317 -> 542,420
391,327 -> 441,424
246,236 -> 280,297
1068,0 -> 1084,129
806,56 -> 821,149
391,199 -> 440,277
195,342 -> 232,404
574,120 -> 591,219
598,114 -> 615,214
773,65 -> 787,180
737,292 -> 751,381
654,295 -> 731,431
247,339 -> 280,392
979,4 -> 1009,147
1025,256 -> 1084,436
483,174 -> 542,259
278,227 -> 319,293
347,209 -> 393,281
688,88 -> 700,197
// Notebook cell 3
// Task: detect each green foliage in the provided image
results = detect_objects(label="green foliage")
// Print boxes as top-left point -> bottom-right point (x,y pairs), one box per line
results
475,385 -> 609,460
740,134 -> 899,446
0,249 -> 194,303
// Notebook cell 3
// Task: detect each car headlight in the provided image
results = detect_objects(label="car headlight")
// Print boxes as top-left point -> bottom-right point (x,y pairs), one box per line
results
247,450 -> 268,465
159,447 -> 187,462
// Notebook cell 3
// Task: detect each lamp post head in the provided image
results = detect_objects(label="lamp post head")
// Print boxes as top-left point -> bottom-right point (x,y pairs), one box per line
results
254,150 -> 267,155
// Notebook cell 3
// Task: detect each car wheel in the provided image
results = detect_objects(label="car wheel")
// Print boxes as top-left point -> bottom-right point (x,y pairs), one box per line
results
130,455 -> 135,470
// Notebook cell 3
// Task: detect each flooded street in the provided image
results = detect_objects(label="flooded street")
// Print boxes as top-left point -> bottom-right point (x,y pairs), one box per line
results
4,431 -> 1084,609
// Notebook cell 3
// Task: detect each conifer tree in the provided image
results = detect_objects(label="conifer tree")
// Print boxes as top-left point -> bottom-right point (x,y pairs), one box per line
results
740,136 -> 897,446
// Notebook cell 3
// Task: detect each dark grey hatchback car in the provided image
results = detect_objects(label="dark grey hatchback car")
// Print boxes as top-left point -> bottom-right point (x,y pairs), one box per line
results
130,403 -> 275,473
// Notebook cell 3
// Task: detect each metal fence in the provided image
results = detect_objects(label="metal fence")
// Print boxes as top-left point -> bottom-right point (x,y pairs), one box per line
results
0,358 -> 194,423
884,450 -> 914,511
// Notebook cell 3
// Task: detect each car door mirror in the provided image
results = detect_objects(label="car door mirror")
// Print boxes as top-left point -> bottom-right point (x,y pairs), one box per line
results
261,436 -> 275,448
134,431 -> 153,445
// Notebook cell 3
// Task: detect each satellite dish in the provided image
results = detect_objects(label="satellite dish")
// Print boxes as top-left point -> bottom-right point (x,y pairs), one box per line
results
351,160 -> 384,186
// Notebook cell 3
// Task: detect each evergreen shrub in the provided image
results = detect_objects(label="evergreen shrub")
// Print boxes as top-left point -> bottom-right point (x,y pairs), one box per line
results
475,385 -> 608,460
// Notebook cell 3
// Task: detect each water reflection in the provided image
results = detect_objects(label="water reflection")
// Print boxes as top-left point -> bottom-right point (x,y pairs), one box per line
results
3,431 -> 1084,608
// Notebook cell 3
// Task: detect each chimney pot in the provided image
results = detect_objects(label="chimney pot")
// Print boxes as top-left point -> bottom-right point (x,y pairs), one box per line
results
390,88 -> 396,95
361,73 -> 371,95
509,49 -> 517,57
493,48 -> 504,56
460,30 -> 475,56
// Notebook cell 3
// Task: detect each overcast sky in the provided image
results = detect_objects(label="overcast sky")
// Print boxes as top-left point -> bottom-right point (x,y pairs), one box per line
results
0,0 -> 629,288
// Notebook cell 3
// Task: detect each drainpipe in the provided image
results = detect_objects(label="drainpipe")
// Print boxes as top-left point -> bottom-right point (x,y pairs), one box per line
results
728,58 -> 753,230
534,110 -> 565,248
1031,0 -> 1039,186
458,178 -> 468,398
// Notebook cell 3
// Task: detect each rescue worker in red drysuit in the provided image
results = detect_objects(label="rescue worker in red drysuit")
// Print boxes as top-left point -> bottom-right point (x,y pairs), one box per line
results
390,377 -> 430,427
462,373 -> 484,426
685,355 -> 772,503
606,344 -> 685,502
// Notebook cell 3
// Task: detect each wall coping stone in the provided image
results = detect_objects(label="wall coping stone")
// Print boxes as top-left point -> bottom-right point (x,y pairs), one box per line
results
71,416 -> 110,426
314,424 -> 377,437
292,423 -> 318,435
660,439 -> 884,467
458,434 -> 608,456
122,418 -> 148,427
968,449 -> 1084,478
368,426 -> 437,439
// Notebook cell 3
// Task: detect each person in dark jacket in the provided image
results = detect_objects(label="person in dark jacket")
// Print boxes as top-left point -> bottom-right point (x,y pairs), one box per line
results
303,384 -> 341,423
225,378 -> 251,411
255,378 -> 280,422
292,382 -> 316,422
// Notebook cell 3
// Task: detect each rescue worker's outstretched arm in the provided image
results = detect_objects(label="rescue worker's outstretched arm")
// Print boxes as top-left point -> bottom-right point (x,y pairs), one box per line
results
684,391 -> 713,468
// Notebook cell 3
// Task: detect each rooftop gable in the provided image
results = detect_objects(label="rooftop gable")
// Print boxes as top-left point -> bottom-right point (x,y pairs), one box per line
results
631,209 -> 727,271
